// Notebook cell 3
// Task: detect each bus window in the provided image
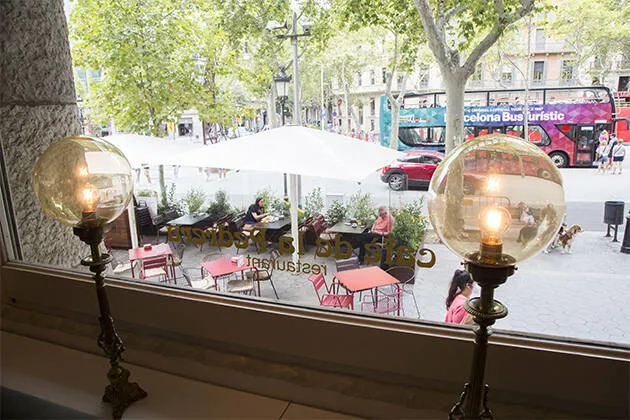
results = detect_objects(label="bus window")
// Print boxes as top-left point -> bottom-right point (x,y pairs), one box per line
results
505,125 -> 524,138
526,91 -> 544,104
465,91 -> 488,106
465,127 -> 475,140
527,125 -> 551,146
556,124 -> 574,138
435,94 -> 447,107
429,127 -> 445,143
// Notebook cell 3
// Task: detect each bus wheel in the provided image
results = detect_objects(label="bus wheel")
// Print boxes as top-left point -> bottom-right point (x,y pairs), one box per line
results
549,151 -> 568,168
388,173 -> 406,191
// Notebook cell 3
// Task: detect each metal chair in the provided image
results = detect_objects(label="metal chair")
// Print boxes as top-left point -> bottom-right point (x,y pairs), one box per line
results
386,266 -> 419,317
168,242 -> 186,279
139,256 -> 171,283
227,268 -> 257,296
181,266 -> 214,290
308,273 -> 353,310
361,284 -> 402,316
245,249 -> 280,299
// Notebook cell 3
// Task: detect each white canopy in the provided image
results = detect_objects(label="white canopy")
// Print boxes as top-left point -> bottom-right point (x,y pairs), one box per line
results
103,133 -> 203,168
174,125 -> 404,262
174,126 -> 404,182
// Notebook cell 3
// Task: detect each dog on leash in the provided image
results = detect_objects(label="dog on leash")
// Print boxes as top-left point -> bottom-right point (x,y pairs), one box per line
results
557,224 -> 583,254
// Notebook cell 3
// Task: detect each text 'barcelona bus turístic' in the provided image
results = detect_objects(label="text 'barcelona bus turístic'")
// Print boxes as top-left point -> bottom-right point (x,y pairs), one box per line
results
379,86 -> 618,168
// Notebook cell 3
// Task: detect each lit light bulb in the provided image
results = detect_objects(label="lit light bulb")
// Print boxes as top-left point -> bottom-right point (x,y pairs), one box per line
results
486,175 -> 500,193
478,205 -> 511,262
80,185 -> 99,213
78,166 -> 89,177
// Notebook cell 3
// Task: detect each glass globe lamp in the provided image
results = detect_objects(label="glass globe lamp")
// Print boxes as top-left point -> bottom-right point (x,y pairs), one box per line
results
428,133 -> 565,267
33,135 -> 133,227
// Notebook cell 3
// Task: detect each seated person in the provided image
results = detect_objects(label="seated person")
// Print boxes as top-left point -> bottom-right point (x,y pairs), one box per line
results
243,197 -> 269,230
516,202 -> 538,245
357,206 -> 395,264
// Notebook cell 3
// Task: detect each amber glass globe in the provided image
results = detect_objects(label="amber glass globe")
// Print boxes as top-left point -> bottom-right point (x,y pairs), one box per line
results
33,136 -> 133,227
428,134 -> 566,266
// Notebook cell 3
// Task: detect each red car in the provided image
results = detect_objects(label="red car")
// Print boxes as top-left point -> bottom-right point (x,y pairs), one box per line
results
381,151 -> 444,191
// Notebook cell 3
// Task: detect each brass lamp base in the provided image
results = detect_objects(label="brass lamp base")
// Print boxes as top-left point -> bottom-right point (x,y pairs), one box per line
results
449,258 -> 515,420
74,215 -> 147,419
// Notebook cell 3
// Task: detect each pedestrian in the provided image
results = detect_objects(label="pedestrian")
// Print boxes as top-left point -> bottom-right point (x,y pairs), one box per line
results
142,165 -> 151,183
516,202 -> 537,245
606,133 -> 618,172
134,167 -> 141,183
611,138 -> 625,174
598,129 -> 609,144
445,269 -> 474,325
596,139 -> 608,174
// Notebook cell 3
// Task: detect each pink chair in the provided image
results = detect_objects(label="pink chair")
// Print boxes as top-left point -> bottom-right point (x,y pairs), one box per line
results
308,273 -> 353,310
361,285 -> 402,316
139,256 -> 171,283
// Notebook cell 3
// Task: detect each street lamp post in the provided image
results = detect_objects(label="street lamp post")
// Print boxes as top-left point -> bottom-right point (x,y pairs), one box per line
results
273,69 -> 292,196
273,12 -> 311,205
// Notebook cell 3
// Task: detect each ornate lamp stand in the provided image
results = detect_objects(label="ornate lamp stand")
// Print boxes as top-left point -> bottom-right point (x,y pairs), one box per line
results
74,213 -> 147,419
449,261 -> 515,419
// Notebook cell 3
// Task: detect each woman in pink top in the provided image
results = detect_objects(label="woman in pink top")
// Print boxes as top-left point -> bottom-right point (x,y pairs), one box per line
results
445,270 -> 474,324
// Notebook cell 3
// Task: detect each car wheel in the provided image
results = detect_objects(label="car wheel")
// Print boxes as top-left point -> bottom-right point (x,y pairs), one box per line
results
388,173 -> 406,191
549,151 -> 569,168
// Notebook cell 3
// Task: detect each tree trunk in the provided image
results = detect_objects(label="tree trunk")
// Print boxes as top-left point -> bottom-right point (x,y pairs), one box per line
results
389,103 -> 400,150
268,87 -> 278,129
444,72 -> 467,154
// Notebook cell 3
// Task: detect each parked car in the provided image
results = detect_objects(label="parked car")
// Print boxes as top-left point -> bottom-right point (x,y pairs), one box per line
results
381,151 -> 444,191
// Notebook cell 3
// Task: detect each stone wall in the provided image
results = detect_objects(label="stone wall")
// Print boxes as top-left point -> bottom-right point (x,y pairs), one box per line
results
0,0 -> 86,268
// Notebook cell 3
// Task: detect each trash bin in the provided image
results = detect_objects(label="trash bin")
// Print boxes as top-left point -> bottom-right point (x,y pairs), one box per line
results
604,201 -> 625,225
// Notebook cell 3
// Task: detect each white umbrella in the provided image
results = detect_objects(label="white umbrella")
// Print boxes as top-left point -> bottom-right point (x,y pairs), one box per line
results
103,133 -> 203,168
174,126 -> 404,262
173,125 -> 403,182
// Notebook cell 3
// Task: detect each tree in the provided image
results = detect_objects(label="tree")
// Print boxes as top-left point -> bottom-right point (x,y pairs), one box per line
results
543,0 -> 630,87
70,0 -> 199,136
335,0 -> 425,147
412,0 -> 536,154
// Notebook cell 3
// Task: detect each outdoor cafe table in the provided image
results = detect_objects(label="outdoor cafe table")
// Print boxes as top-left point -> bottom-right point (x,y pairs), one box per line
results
325,221 -> 368,247
251,218 -> 291,242
128,243 -> 175,280
167,213 -> 214,228
333,266 -> 400,310
200,258 -> 259,294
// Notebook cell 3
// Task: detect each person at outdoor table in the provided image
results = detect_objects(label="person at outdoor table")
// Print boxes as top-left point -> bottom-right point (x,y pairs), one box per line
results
445,269 -> 474,325
243,197 -> 270,230
357,206 -> 395,264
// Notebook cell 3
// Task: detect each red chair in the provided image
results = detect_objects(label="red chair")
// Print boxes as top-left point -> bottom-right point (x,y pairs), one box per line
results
308,273 -> 353,310
361,285 -> 402,316
139,256 -> 171,283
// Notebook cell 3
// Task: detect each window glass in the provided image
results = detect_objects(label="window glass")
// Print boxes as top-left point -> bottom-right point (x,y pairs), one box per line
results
3,0 -> 628,355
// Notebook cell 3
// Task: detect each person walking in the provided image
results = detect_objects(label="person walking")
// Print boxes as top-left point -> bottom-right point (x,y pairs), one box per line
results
445,269 -> 474,325
606,133 -> 619,173
611,138 -> 625,174
596,139 -> 608,174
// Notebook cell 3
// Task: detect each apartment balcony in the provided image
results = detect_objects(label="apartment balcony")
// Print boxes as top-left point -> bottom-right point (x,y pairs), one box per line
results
533,41 -> 574,54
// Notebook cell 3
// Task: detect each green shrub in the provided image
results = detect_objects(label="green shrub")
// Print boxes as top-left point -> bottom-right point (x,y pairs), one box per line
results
206,190 -> 232,219
157,183 -> 184,215
326,200 -> 347,225
183,187 -> 207,214
391,198 -> 428,250
255,188 -> 282,214
348,192 -> 377,226
304,187 -> 324,217
137,189 -> 156,197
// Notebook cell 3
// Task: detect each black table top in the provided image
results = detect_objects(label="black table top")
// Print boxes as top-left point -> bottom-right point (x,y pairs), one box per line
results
327,221 -> 369,235
252,219 -> 291,231
167,213 -> 213,227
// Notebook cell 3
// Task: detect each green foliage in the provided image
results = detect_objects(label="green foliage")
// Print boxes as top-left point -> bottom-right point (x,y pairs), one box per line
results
304,187 -> 324,217
326,200 -> 347,226
348,192 -> 377,226
254,188 -> 282,214
157,183 -> 184,215
183,187 -> 207,214
206,190 -> 232,219
391,198 -> 428,250
137,189 -> 157,198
